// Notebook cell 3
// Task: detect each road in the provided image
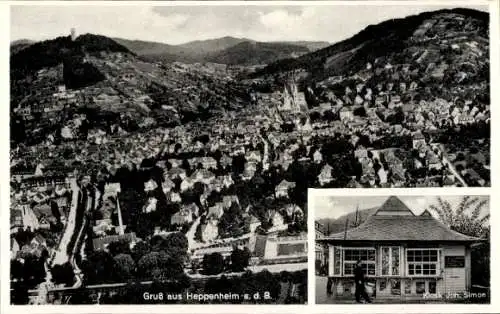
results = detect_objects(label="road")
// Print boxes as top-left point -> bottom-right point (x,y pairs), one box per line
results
248,262 -> 307,273
69,188 -> 93,289
442,153 -> 468,187
51,178 -> 80,266
186,216 -> 202,250
188,262 -> 308,280
260,135 -> 270,171
34,181 -> 86,303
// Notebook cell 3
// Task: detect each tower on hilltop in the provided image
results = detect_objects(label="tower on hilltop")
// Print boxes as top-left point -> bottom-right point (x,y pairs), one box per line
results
70,28 -> 76,41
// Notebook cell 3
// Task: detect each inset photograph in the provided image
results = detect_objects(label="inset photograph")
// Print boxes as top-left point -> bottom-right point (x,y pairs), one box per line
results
315,193 -> 490,304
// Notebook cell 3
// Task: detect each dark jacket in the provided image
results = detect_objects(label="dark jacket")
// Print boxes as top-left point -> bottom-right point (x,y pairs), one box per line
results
354,265 -> 365,284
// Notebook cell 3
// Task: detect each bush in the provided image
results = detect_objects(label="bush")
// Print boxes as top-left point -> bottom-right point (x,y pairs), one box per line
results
202,252 -> 225,275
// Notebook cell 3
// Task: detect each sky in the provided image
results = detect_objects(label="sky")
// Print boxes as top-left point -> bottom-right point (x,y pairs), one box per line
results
314,195 -> 490,220
10,4 -> 488,45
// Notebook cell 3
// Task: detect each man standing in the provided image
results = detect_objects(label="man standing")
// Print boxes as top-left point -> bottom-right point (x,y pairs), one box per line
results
354,260 -> 372,303
326,277 -> 333,296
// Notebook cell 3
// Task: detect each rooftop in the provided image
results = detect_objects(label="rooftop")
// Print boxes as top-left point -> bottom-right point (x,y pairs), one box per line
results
319,196 -> 481,243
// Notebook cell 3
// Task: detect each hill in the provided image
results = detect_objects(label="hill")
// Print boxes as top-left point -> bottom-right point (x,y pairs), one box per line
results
11,39 -> 35,46
317,207 -> 378,235
10,39 -> 36,54
205,41 -> 310,65
11,34 -> 131,79
10,33 -> 250,146
113,36 -> 251,64
250,8 -> 489,83
114,36 -> 324,65
277,40 -> 330,52
177,36 -> 250,54
112,38 -> 201,63
11,34 -> 132,105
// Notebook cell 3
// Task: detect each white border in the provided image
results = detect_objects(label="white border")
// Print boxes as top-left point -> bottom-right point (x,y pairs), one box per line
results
2,0 -> 494,6
1,0 -> 499,313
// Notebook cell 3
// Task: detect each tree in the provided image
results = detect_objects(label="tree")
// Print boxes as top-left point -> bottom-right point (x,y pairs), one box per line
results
323,110 -> 337,121
81,250 -> 117,284
428,196 -> 490,287
428,196 -> 489,238
137,250 -> 185,282
310,111 -> 321,122
202,252 -> 225,275
193,182 -> 205,196
11,260 -> 24,281
11,281 -> 29,305
151,232 -> 188,257
118,188 -> 147,230
213,149 -> 222,161
246,270 -> 281,303
219,203 -> 245,237
21,253 -> 46,286
353,106 -> 367,117
51,262 -> 75,286
230,247 -> 251,272
232,155 -> 246,175
181,159 -> 191,170
108,239 -> 131,257
137,251 -> 161,280
50,200 -> 61,222
113,253 -> 136,281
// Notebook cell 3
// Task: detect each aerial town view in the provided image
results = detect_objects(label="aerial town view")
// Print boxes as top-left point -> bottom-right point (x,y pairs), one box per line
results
9,4 -> 489,305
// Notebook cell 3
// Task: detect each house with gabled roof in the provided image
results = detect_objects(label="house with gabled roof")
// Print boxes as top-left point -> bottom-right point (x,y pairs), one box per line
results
245,150 -> 262,164
220,155 -> 233,168
313,150 -> 323,164
171,208 -> 193,226
93,233 -> 138,252
166,167 -> 187,180
142,197 -> 157,213
318,164 -> 334,186
191,169 -> 215,185
208,203 -> 224,220
167,191 -> 182,203
412,131 -> 426,149
144,179 -> 158,192
276,180 -> 296,198
162,178 -> 176,194
199,157 -> 218,170
222,195 -> 239,209
11,209 -> 24,232
317,196 -> 483,300
201,219 -> 219,242
11,237 -> 20,260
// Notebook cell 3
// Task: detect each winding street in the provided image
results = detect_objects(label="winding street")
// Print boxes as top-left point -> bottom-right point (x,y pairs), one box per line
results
186,216 -> 202,250
51,177 -> 80,266
69,188 -> 94,289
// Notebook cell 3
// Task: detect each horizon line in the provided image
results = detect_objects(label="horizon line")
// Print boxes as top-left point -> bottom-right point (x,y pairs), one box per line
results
10,34 -> 333,46
10,5 -> 488,46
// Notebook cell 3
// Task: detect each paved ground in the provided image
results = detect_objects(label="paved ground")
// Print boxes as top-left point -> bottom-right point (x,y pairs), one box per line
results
315,276 -> 448,304
249,262 -> 307,273
52,178 -> 79,266
188,262 -> 308,279
186,216 -> 201,250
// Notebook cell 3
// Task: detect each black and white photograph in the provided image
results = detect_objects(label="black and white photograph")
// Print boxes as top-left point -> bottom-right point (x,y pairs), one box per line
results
6,0 -> 493,308
315,193 -> 490,304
